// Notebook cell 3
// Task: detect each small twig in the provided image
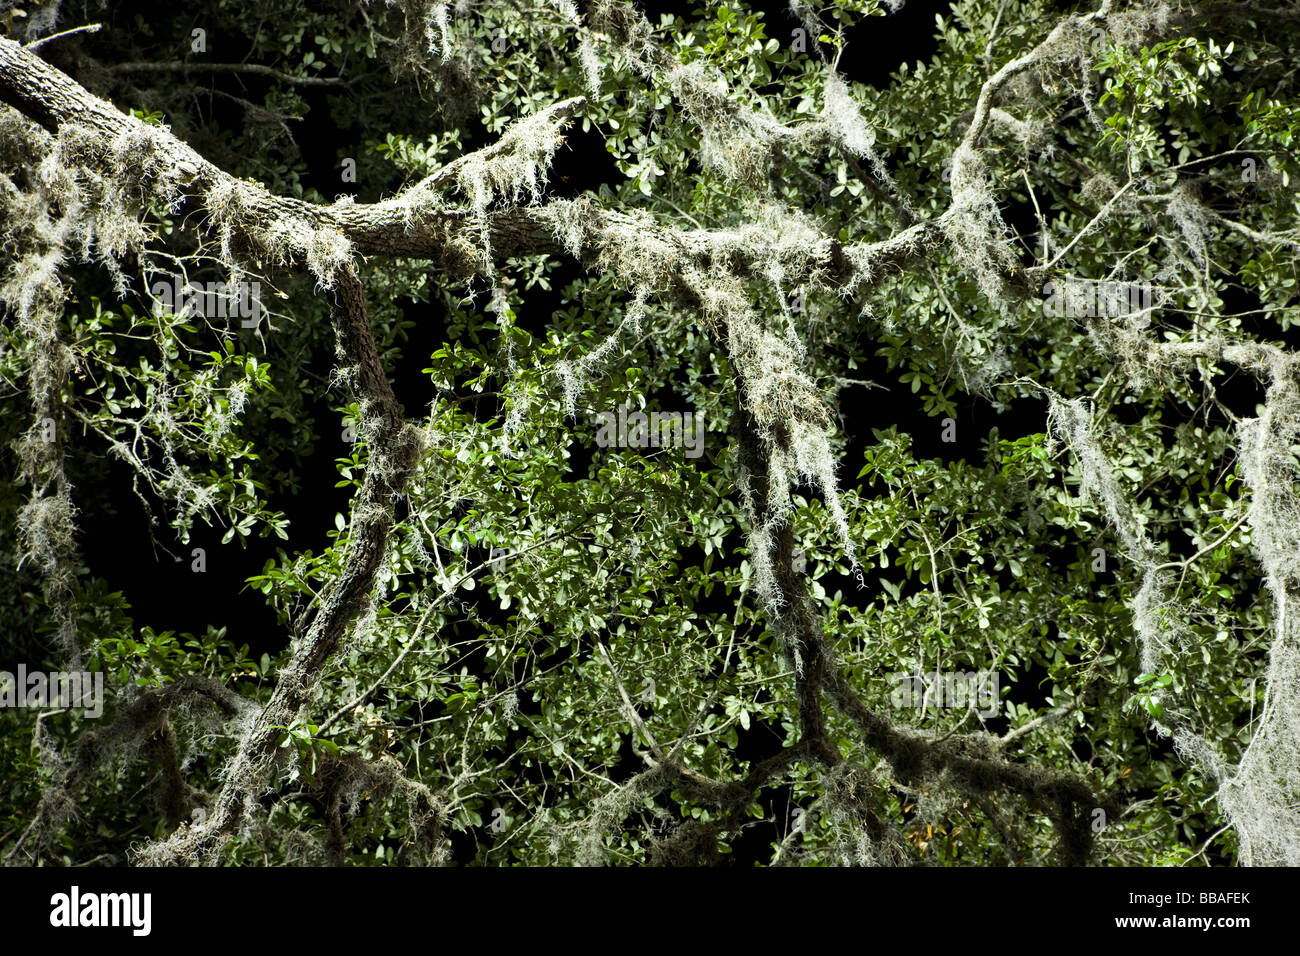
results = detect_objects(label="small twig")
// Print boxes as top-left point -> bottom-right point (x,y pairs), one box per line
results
1153,512 -> 1249,596
1183,823 -> 1233,866
24,23 -> 102,52
596,642 -> 663,759
1001,703 -> 1074,746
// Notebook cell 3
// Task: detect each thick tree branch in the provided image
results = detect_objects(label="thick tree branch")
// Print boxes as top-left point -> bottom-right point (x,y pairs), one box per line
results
0,36 -> 925,291
135,265 -> 423,864
731,387 -> 1116,865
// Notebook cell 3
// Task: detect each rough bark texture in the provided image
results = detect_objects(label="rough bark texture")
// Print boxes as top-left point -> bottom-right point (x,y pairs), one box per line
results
3,0 -> 1283,866
0,37 -> 915,286
139,266 -> 423,863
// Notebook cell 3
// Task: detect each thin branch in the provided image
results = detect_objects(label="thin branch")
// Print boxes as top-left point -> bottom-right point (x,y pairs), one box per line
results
108,60 -> 351,87
24,23 -> 102,52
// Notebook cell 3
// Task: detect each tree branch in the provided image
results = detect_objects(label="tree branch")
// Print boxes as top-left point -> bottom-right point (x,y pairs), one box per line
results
108,60 -> 350,87
134,265 -> 423,864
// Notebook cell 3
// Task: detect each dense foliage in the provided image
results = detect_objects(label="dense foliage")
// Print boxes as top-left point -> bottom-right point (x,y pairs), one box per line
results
2,0 -> 1299,866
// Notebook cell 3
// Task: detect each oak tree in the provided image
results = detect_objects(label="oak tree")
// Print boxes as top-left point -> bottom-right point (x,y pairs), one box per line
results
2,0 -> 1299,867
